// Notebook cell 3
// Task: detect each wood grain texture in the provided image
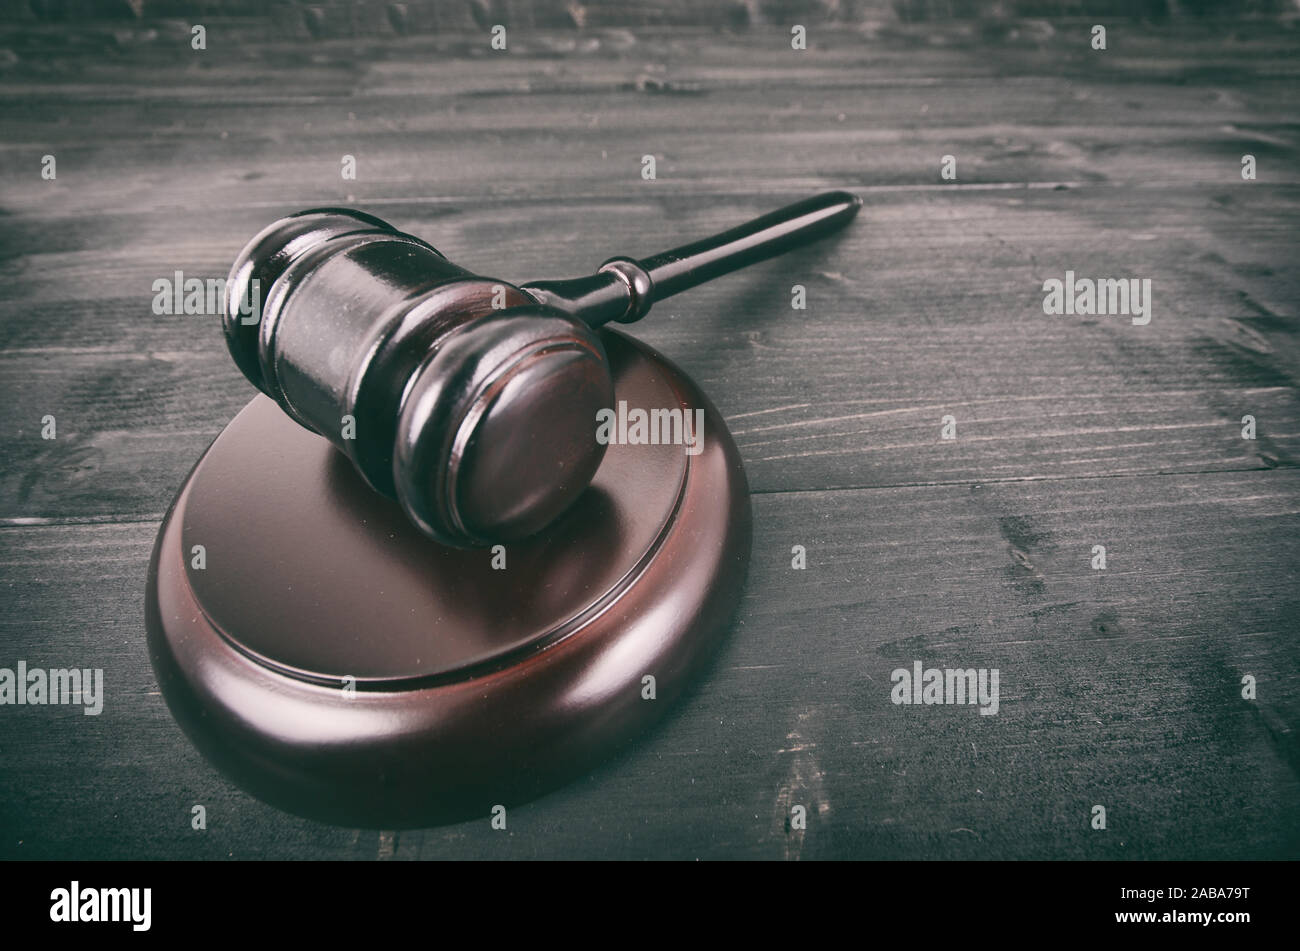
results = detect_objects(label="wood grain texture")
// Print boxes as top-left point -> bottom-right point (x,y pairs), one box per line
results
1,469 -> 1297,859
0,15 -> 1297,858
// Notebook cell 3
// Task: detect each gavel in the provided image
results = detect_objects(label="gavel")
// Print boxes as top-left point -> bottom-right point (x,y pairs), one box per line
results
222,190 -> 861,547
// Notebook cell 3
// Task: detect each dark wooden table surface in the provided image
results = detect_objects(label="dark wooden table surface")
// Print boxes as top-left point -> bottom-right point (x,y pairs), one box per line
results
1,6 -> 1297,859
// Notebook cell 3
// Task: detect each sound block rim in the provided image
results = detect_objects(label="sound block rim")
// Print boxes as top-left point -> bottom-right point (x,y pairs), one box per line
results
146,330 -> 751,828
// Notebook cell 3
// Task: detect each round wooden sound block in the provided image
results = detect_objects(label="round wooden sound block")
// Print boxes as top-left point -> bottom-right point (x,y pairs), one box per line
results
146,330 -> 751,828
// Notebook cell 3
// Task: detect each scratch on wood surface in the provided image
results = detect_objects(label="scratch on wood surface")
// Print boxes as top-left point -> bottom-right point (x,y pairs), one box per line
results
774,710 -> 830,861
726,403 -> 813,421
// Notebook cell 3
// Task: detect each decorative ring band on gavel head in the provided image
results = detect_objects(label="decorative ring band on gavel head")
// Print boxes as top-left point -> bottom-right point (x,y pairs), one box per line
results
221,192 -> 861,548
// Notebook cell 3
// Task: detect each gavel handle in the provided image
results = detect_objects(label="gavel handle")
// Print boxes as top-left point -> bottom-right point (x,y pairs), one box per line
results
521,190 -> 861,327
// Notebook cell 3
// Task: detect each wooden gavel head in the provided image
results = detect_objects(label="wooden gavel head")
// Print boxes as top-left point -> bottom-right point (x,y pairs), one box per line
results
222,192 -> 861,547
223,208 -> 614,547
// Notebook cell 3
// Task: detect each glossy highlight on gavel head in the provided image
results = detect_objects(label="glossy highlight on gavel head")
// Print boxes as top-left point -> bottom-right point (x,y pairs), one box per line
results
222,191 -> 861,548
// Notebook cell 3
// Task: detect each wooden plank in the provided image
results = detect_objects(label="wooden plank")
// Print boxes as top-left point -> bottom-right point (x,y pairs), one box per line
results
2,29 -> 1297,217
1,468 -> 1296,859
2,183 -> 1296,518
